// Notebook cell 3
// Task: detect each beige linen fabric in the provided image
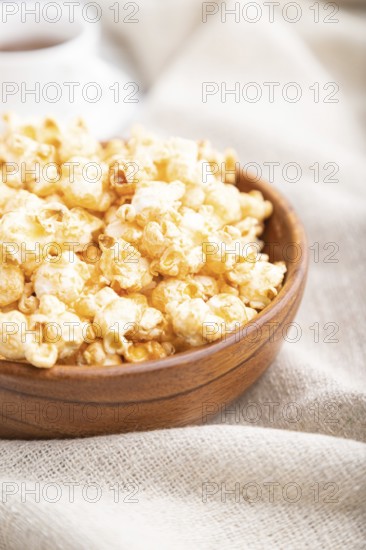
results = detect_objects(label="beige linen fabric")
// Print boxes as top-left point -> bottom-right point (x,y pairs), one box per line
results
1,1 -> 366,548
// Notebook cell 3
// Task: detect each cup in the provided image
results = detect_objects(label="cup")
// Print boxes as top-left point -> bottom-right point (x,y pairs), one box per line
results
0,1 -> 137,138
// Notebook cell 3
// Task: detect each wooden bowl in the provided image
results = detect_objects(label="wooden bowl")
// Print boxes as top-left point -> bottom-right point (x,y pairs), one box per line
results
0,173 -> 308,439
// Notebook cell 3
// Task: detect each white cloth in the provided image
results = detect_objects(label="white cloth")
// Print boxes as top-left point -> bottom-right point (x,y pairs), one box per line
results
1,1 -> 366,548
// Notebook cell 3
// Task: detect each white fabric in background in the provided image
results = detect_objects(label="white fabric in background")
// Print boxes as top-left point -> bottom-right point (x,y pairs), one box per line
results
1,1 -> 366,548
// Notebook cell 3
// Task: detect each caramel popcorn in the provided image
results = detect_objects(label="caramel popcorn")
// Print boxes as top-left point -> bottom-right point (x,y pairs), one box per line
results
0,115 -> 286,368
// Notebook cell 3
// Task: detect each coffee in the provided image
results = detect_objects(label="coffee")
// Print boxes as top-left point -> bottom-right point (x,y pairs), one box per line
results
0,39 -> 65,52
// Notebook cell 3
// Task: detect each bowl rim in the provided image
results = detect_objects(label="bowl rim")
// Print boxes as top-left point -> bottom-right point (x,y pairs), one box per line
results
0,174 -> 308,379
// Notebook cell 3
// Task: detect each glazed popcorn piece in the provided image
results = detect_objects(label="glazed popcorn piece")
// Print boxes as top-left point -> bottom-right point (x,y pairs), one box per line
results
94,293 -> 165,357
0,182 -> 17,214
32,251 -> 92,304
0,264 -> 25,307
0,116 -> 286,368
0,309 -> 58,368
59,156 -> 114,211
132,180 -> 186,224
0,310 -> 29,360
227,260 -> 287,309
99,236 -> 153,292
30,295 -> 88,363
168,294 -> 257,347
82,341 -> 123,367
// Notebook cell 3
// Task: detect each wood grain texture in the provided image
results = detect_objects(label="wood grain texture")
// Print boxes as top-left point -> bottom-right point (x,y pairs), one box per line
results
0,173 -> 308,438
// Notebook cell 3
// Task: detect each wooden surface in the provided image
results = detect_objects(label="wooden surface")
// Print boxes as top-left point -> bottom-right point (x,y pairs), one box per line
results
0,174 -> 308,438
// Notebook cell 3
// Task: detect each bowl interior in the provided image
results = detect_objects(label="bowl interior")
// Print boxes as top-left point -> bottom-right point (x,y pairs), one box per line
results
0,172 -> 307,377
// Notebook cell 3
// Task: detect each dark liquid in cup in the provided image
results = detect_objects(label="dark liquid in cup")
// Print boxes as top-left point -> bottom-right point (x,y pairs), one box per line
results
0,39 -> 65,52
